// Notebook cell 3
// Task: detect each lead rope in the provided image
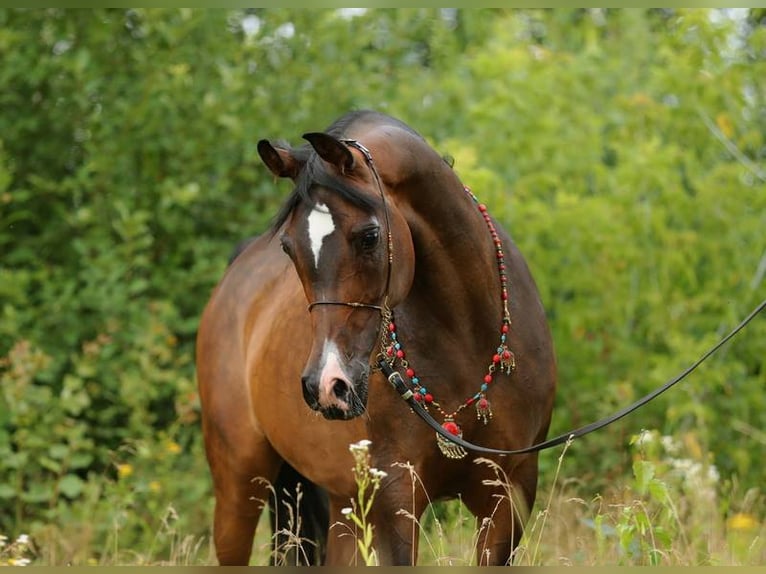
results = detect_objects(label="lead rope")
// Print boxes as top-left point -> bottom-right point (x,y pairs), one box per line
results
381,297 -> 766,456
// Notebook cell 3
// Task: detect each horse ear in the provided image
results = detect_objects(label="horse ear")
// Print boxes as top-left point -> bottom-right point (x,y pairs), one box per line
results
257,139 -> 303,179
302,132 -> 355,174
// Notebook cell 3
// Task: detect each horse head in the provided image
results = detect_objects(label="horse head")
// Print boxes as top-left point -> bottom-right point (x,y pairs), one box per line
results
257,132 -> 414,420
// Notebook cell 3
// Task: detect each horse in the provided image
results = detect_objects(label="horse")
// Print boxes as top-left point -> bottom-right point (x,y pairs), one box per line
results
196,110 -> 557,565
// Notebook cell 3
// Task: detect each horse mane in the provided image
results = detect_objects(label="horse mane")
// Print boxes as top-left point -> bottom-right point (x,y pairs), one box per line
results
269,110 -> 423,234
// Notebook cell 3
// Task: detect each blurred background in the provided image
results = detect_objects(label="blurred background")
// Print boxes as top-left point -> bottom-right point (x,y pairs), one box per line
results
0,8 -> 764,565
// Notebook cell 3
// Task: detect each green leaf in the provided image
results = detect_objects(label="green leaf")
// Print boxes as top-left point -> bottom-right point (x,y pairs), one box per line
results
21,484 -> 51,503
632,460 -> 655,496
69,452 -> 94,469
0,483 -> 16,499
39,455 -> 62,473
58,474 -> 85,499
48,443 -> 69,459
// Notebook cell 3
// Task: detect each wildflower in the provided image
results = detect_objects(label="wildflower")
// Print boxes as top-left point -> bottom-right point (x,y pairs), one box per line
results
349,439 -> 372,453
369,468 -> 388,480
727,513 -> 758,532
660,435 -> 680,456
116,463 -> 133,478
8,558 -> 31,566
634,429 -> 656,447
15,534 -> 29,546
340,507 -> 353,516
149,480 -> 162,493
165,441 -> 182,455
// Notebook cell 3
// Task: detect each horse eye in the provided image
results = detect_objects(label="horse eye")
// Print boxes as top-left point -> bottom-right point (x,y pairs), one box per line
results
279,236 -> 292,255
359,229 -> 380,251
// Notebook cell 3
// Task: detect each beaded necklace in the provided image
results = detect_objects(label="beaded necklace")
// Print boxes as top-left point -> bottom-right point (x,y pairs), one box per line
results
381,186 -> 516,459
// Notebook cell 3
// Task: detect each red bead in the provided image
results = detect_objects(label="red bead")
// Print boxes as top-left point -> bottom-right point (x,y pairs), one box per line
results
484,374 -> 492,384
501,291 -> 508,300
466,397 -> 475,405
478,204 -> 487,212
493,354 -> 501,363
396,349 -> 405,359
413,392 -> 422,402
502,350 -> 511,360
502,324 -> 509,333
424,393 -> 433,403
478,398 -> 489,409
386,347 -> 394,356
406,368 -> 415,378
499,264 -> 506,271
443,421 -> 460,435
388,323 -> 396,332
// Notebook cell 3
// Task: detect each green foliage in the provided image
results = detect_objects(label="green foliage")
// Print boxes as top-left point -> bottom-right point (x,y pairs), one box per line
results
0,7 -> 763,564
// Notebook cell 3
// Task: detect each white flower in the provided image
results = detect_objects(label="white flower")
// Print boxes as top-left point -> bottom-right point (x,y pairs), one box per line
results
634,429 -> 656,447
349,439 -> 372,454
370,468 -> 388,480
9,558 -> 31,566
16,534 -> 30,546
660,435 -> 680,455
341,507 -> 353,516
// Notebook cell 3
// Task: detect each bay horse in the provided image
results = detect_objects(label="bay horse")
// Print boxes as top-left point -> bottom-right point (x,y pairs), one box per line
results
196,110 -> 557,565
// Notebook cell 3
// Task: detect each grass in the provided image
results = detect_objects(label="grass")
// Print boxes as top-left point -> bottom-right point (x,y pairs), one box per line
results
4,431 -> 764,566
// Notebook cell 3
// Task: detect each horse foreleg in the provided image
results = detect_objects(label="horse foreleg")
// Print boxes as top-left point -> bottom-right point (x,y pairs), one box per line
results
207,438 -> 282,565
463,456 -> 539,566
367,476 -> 430,565
323,496 -> 364,566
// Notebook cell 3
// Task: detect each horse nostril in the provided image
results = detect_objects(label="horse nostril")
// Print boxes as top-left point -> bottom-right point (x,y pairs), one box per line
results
332,378 -> 349,399
302,375 -> 319,404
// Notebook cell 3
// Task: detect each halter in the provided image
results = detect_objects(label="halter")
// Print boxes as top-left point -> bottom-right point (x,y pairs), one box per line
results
305,139 -> 395,333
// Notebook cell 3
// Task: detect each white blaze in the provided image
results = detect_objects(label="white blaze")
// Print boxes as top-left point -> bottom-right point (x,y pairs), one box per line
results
307,203 -> 335,268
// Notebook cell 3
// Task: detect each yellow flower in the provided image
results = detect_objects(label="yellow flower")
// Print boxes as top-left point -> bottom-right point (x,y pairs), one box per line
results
117,463 -> 133,479
165,441 -> 182,455
727,513 -> 758,532
715,112 -> 734,139
149,481 -> 162,493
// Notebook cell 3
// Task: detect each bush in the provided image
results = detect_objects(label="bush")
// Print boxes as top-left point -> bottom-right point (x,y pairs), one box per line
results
0,8 -> 763,563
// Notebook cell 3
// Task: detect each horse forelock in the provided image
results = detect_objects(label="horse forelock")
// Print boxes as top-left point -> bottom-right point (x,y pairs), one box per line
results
270,155 -> 381,235
268,111 -> 428,235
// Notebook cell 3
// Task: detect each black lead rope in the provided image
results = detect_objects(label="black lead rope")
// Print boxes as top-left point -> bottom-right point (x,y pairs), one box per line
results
379,297 -> 766,457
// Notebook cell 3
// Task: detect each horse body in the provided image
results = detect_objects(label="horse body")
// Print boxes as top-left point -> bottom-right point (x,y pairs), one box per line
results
197,111 -> 556,565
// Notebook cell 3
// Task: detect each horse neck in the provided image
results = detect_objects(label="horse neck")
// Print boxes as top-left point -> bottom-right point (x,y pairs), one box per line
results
392,164 -> 503,349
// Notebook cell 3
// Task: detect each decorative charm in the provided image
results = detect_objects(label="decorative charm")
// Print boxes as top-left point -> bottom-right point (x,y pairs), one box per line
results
436,419 -> 468,459
382,186 -> 516,459
475,396 -> 493,424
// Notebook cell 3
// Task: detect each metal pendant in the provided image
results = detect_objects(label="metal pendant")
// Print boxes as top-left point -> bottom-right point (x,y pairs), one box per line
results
436,419 -> 468,459
476,396 -> 493,424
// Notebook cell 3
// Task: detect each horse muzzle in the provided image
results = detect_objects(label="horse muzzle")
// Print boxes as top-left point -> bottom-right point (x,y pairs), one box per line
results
301,364 -> 369,420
